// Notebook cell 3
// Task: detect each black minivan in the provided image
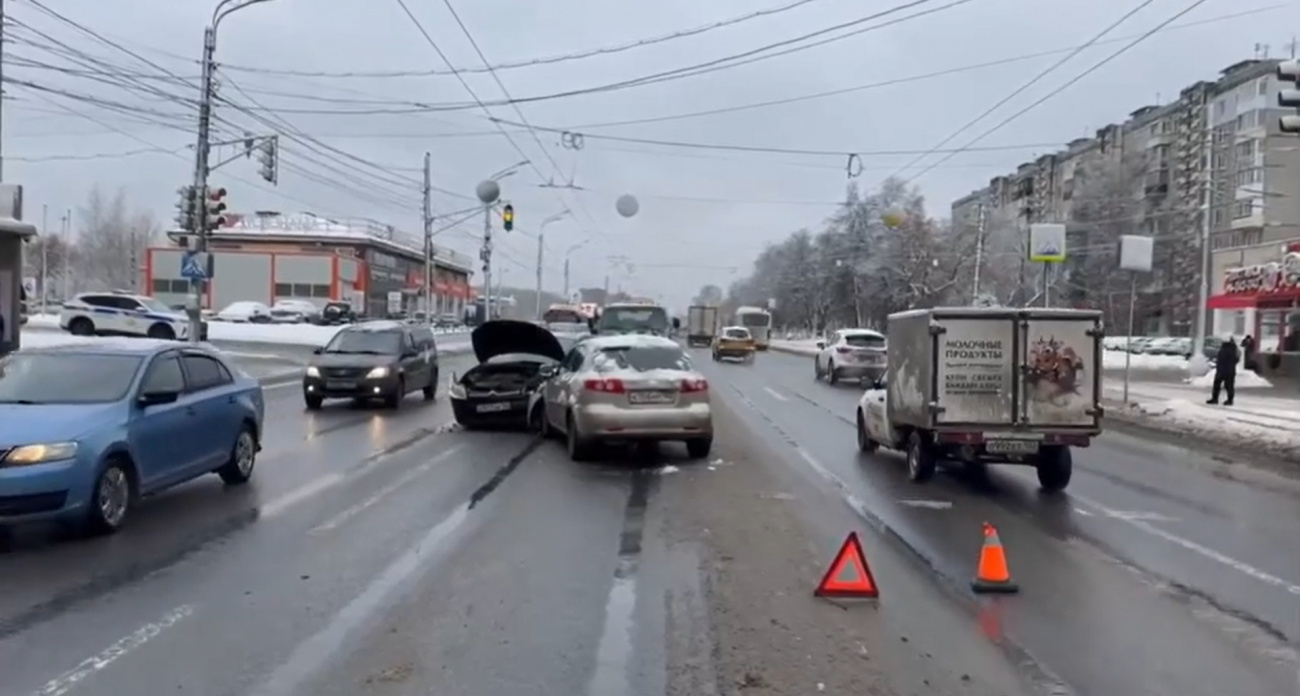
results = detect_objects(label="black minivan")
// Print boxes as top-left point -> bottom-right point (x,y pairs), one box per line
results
302,322 -> 439,410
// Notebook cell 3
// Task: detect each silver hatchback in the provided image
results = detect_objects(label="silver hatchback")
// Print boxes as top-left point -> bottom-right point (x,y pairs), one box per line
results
535,334 -> 713,461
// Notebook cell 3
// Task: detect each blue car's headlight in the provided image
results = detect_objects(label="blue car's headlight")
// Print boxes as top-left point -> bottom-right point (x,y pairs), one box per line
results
4,442 -> 78,466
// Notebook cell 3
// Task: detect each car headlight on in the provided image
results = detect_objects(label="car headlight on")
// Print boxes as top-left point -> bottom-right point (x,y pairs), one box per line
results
366,366 -> 391,379
4,442 -> 78,466
305,366 -> 320,377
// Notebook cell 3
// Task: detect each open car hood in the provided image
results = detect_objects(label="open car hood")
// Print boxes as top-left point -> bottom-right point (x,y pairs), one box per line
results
471,319 -> 565,364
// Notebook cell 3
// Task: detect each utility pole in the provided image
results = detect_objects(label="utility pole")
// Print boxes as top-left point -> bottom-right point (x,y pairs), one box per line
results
0,0 -> 7,181
474,179 -> 500,323
39,204 -> 47,314
535,235 -> 544,320
60,210 -> 69,299
971,198 -> 987,302
563,258 -> 570,300
187,25 -> 218,343
422,152 -> 433,324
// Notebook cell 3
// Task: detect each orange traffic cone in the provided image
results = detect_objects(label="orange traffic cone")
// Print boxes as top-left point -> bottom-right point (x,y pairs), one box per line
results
971,522 -> 1018,594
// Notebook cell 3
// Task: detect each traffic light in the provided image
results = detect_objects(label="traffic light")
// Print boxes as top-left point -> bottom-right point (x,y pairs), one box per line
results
258,136 -> 278,184
1278,59 -> 1300,134
205,186 -> 229,230
174,185 -> 198,232
502,203 -> 514,232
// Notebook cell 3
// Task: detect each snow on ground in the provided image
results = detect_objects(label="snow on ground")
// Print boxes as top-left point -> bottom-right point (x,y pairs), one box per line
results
769,339 -> 819,356
25,313 -> 471,349
1103,380 -> 1300,460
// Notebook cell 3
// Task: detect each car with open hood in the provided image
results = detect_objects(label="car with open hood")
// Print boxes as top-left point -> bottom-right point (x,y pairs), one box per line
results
449,320 -> 565,428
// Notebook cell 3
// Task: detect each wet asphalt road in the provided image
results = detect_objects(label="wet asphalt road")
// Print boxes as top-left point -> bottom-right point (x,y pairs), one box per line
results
706,348 -> 1298,695
1,343 -> 1296,695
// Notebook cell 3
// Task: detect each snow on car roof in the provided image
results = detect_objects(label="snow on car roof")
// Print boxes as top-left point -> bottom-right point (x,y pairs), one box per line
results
583,334 -> 680,350
840,328 -> 885,337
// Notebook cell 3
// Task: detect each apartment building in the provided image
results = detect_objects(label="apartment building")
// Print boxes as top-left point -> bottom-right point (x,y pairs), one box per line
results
951,58 -> 1300,344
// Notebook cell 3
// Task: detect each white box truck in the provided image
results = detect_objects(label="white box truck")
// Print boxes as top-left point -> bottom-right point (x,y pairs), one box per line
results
686,305 -> 719,347
856,307 -> 1104,492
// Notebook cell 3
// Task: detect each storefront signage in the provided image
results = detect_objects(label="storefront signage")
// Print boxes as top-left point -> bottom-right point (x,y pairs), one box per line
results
1224,252 -> 1300,295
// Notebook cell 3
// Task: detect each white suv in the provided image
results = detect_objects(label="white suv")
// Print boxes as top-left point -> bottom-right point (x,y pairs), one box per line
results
59,292 -> 198,340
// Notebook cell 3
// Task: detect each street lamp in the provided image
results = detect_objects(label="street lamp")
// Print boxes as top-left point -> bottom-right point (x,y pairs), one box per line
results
489,160 -> 530,182
536,209 -> 572,320
186,0 -> 277,342
561,238 -> 588,300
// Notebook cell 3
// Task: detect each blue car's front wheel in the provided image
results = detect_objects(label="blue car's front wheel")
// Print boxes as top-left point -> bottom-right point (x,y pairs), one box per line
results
84,460 -> 133,536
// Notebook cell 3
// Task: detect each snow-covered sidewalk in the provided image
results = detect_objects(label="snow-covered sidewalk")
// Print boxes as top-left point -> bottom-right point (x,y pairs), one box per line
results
1103,380 -> 1300,461
770,338 -> 1267,380
770,340 -> 1296,457
22,314 -> 473,353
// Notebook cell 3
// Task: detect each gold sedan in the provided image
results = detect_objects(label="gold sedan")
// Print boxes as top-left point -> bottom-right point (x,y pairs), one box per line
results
711,326 -> 756,363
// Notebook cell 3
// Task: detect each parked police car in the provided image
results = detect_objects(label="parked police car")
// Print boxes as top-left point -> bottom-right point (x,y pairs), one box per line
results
59,291 -> 205,340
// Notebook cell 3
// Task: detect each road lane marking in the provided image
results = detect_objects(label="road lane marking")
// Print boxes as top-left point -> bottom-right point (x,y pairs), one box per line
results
763,386 -> 788,401
897,499 -> 953,509
261,474 -> 345,519
1071,492 -> 1300,596
310,445 -> 465,533
32,605 -> 193,696
250,506 -> 470,696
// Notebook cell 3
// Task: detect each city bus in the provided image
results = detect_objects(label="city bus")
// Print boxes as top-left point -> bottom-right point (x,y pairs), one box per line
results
734,306 -> 772,350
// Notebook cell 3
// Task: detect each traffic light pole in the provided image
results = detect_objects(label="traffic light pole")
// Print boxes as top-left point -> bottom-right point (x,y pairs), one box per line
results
481,205 -> 493,320
187,25 -> 217,343
422,152 -> 434,326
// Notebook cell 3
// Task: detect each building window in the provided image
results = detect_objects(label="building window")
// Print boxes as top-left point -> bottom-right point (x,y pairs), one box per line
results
1214,100 -> 1227,116
1234,311 -> 1248,335
1212,208 -> 1226,227
1234,167 -> 1262,187
1235,139 -> 1257,159
274,283 -> 291,296
1233,199 -> 1255,219
312,284 -> 331,298
1258,77 -> 1269,96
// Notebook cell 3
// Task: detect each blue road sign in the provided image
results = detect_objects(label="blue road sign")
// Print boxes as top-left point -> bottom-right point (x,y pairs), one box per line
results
181,250 -> 209,280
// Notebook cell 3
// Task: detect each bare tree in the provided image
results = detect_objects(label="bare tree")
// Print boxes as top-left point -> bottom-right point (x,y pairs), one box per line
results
74,186 -> 159,293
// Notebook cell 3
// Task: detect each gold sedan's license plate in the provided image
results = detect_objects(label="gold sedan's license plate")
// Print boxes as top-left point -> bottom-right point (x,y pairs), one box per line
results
628,390 -> 674,405
984,439 -> 1039,455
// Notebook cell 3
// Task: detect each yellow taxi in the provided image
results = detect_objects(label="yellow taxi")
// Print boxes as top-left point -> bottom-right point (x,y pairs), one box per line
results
711,326 -> 756,363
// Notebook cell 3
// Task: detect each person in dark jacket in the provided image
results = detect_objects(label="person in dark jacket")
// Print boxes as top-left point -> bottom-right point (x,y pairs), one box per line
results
1207,336 -> 1239,406
1240,334 -> 1257,371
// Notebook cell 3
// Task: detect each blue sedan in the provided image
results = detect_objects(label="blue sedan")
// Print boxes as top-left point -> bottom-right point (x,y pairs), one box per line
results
0,339 -> 265,535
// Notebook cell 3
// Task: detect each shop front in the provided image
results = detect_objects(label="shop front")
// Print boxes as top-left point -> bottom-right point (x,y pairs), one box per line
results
1207,242 -> 1300,353
403,268 -> 475,318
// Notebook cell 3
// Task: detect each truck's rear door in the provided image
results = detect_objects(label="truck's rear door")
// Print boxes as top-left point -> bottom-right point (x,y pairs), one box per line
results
933,315 -> 1017,426
1019,314 -> 1102,428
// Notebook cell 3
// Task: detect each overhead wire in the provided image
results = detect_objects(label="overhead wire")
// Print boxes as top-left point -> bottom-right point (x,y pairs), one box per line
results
212,0 -> 838,78
104,0 -> 977,118
431,0 -> 605,245
885,0 -> 1162,181
488,120 -> 1064,157
902,0 -> 1214,185
549,6 -> 1283,131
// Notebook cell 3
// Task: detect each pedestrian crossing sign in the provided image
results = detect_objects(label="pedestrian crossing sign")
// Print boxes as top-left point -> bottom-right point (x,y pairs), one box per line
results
1028,224 -> 1067,263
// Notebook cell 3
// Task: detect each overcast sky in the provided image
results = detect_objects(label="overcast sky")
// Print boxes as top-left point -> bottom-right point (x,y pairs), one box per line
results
4,0 -> 1296,309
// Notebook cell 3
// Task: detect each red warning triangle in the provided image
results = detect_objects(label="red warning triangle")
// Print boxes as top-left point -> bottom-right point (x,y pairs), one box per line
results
814,532 -> 879,599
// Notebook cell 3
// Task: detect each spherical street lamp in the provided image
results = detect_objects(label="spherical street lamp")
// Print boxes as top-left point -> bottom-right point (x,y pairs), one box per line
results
476,179 -> 501,205
615,194 -> 639,218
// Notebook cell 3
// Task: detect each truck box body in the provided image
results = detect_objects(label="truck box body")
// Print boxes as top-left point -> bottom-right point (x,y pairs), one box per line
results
687,306 -> 719,346
886,307 -> 1103,434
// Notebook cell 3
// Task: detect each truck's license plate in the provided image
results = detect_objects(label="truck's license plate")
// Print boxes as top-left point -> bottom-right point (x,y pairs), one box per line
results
985,439 -> 1039,454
